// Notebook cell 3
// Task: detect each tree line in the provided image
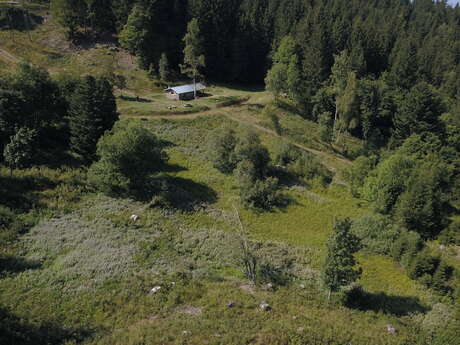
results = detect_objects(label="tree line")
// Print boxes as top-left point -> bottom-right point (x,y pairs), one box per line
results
0,63 -> 118,169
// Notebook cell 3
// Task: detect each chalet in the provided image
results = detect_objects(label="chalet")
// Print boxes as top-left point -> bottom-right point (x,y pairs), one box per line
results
165,83 -> 206,101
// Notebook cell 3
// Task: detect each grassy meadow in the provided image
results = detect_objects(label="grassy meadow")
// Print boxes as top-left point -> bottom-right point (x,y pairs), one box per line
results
0,5 -> 456,345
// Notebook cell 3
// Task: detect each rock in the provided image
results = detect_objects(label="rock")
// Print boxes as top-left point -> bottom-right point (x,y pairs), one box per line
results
266,283 -> 274,290
299,284 -> 306,289
292,316 -> 297,320
440,244 -> 446,250
130,214 -> 139,222
386,324 -> 397,334
259,301 -> 271,311
170,281 -> 176,286
182,330 -> 191,335
227,301 -> 236,308
297,327 -> 305,333
150,286 -> 161,294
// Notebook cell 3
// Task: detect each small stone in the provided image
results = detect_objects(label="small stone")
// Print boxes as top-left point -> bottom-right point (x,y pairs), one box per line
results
297,327 -> 305,333
214,333 -> 222,338
266,283 -> 274,290
299,284 -> 306,289
259,301 -> 271,311
292,316 -> 297,320
171,282 -> 176,286
386,324 -> 397,334
182,330 -> 191,335
227,301 -> 236,308
440,244 -> 446,250
130,214 -> 139,222
150,286 -> 161,294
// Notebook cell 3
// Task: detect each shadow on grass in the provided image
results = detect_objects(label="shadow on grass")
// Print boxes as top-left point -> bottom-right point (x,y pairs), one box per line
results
135,175 -> 218,211
344,286 -> 429,316
0,255 -> 41,276
0,174 -> 55,212
119,95 -> 153,103
0,306 -> 92,345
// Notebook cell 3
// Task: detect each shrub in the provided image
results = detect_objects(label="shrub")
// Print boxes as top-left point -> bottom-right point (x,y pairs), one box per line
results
3,127 -> 37,172
237,172 -> 281,210
438,221 -> 460,245
273,142 -> 301,166
318,111 -> 334,143
407,250 -> 440,281
207,126 -> 238,174
351,214 -> 401,255
343,155 -> 378,197
288,152 -> 333,185
88,122 -> 167,196
391,230 -> 424,266
234,129 -> 270,180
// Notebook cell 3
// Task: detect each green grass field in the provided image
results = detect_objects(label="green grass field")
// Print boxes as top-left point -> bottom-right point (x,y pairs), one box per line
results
0,7 -> 456,345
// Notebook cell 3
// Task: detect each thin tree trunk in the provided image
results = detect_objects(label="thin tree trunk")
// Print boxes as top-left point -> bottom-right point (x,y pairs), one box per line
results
193,76 -> 197,99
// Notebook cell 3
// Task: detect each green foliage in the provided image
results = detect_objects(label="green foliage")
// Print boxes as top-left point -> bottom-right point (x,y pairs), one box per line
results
391,230 -> 424,267
407,250 -> 440,282
431,261 -> 453,295
273,142 -> 301,166
392,82 -> 445,145
362,154 -> 415,214
234,129 -> 270,180
344,155 -> 378,197
288,152 -> 333,186
265,36 -> 304,103
439,221 -> 460,245
323,218 -> 362,293
234,154 -> 282,210
318,111 -> 334,143
395,157 -> 451,239
69,75 -> 118,161
158,52 -> 171,82
3,127 -> 37,171
180,18 -> 205,84
207,126 -> 238,174
351,214 -> 401,255
119,4 -> 148,58
88,122 -> 167,196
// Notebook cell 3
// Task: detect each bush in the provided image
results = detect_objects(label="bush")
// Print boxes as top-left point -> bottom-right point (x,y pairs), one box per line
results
438,221 -> 460,245
407,250 -> 440,281
288,152 -> 333,185
351,214 -> 401,255
207,126 -> 238,174
234,129 -> 270,180
273,142 -> 301,166
343,155 -> 378,197
88,122 -> 167,196
391,230 -> 424,266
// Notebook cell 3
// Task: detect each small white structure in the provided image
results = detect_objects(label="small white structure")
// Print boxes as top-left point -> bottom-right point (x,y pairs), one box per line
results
165,83 -> 206,100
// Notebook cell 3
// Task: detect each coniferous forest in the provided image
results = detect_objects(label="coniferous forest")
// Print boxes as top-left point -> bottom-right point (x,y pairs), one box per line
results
1,0 -> 460,344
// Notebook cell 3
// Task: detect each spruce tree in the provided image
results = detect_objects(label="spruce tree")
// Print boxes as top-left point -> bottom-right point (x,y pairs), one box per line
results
180,18 -> 205,99
69,76 -> 118,161
158,52 -> 171,82
323,218 -> 362,297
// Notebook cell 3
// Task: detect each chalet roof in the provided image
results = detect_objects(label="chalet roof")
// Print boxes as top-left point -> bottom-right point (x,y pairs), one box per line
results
166,83 -> 206,95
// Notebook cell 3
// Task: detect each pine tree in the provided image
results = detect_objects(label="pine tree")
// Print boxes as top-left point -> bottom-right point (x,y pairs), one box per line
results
180,18 -> 205,99
69,76 -> 118,161
158,52 -> 171,82
323,218 -> 362,297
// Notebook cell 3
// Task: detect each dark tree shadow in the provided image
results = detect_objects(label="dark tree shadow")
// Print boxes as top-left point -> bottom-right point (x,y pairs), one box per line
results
0,9 -> 43,31
0,306 -> 92,345
119,95 -> 152,103
344,286 -> 429,316
0,255 -> 41,276
0,174 -> 55,212
138,176 -> 218,211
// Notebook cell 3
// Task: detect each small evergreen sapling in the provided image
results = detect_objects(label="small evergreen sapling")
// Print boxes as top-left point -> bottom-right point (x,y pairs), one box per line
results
3,127 -> 37,174
323,218 -> 362,298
